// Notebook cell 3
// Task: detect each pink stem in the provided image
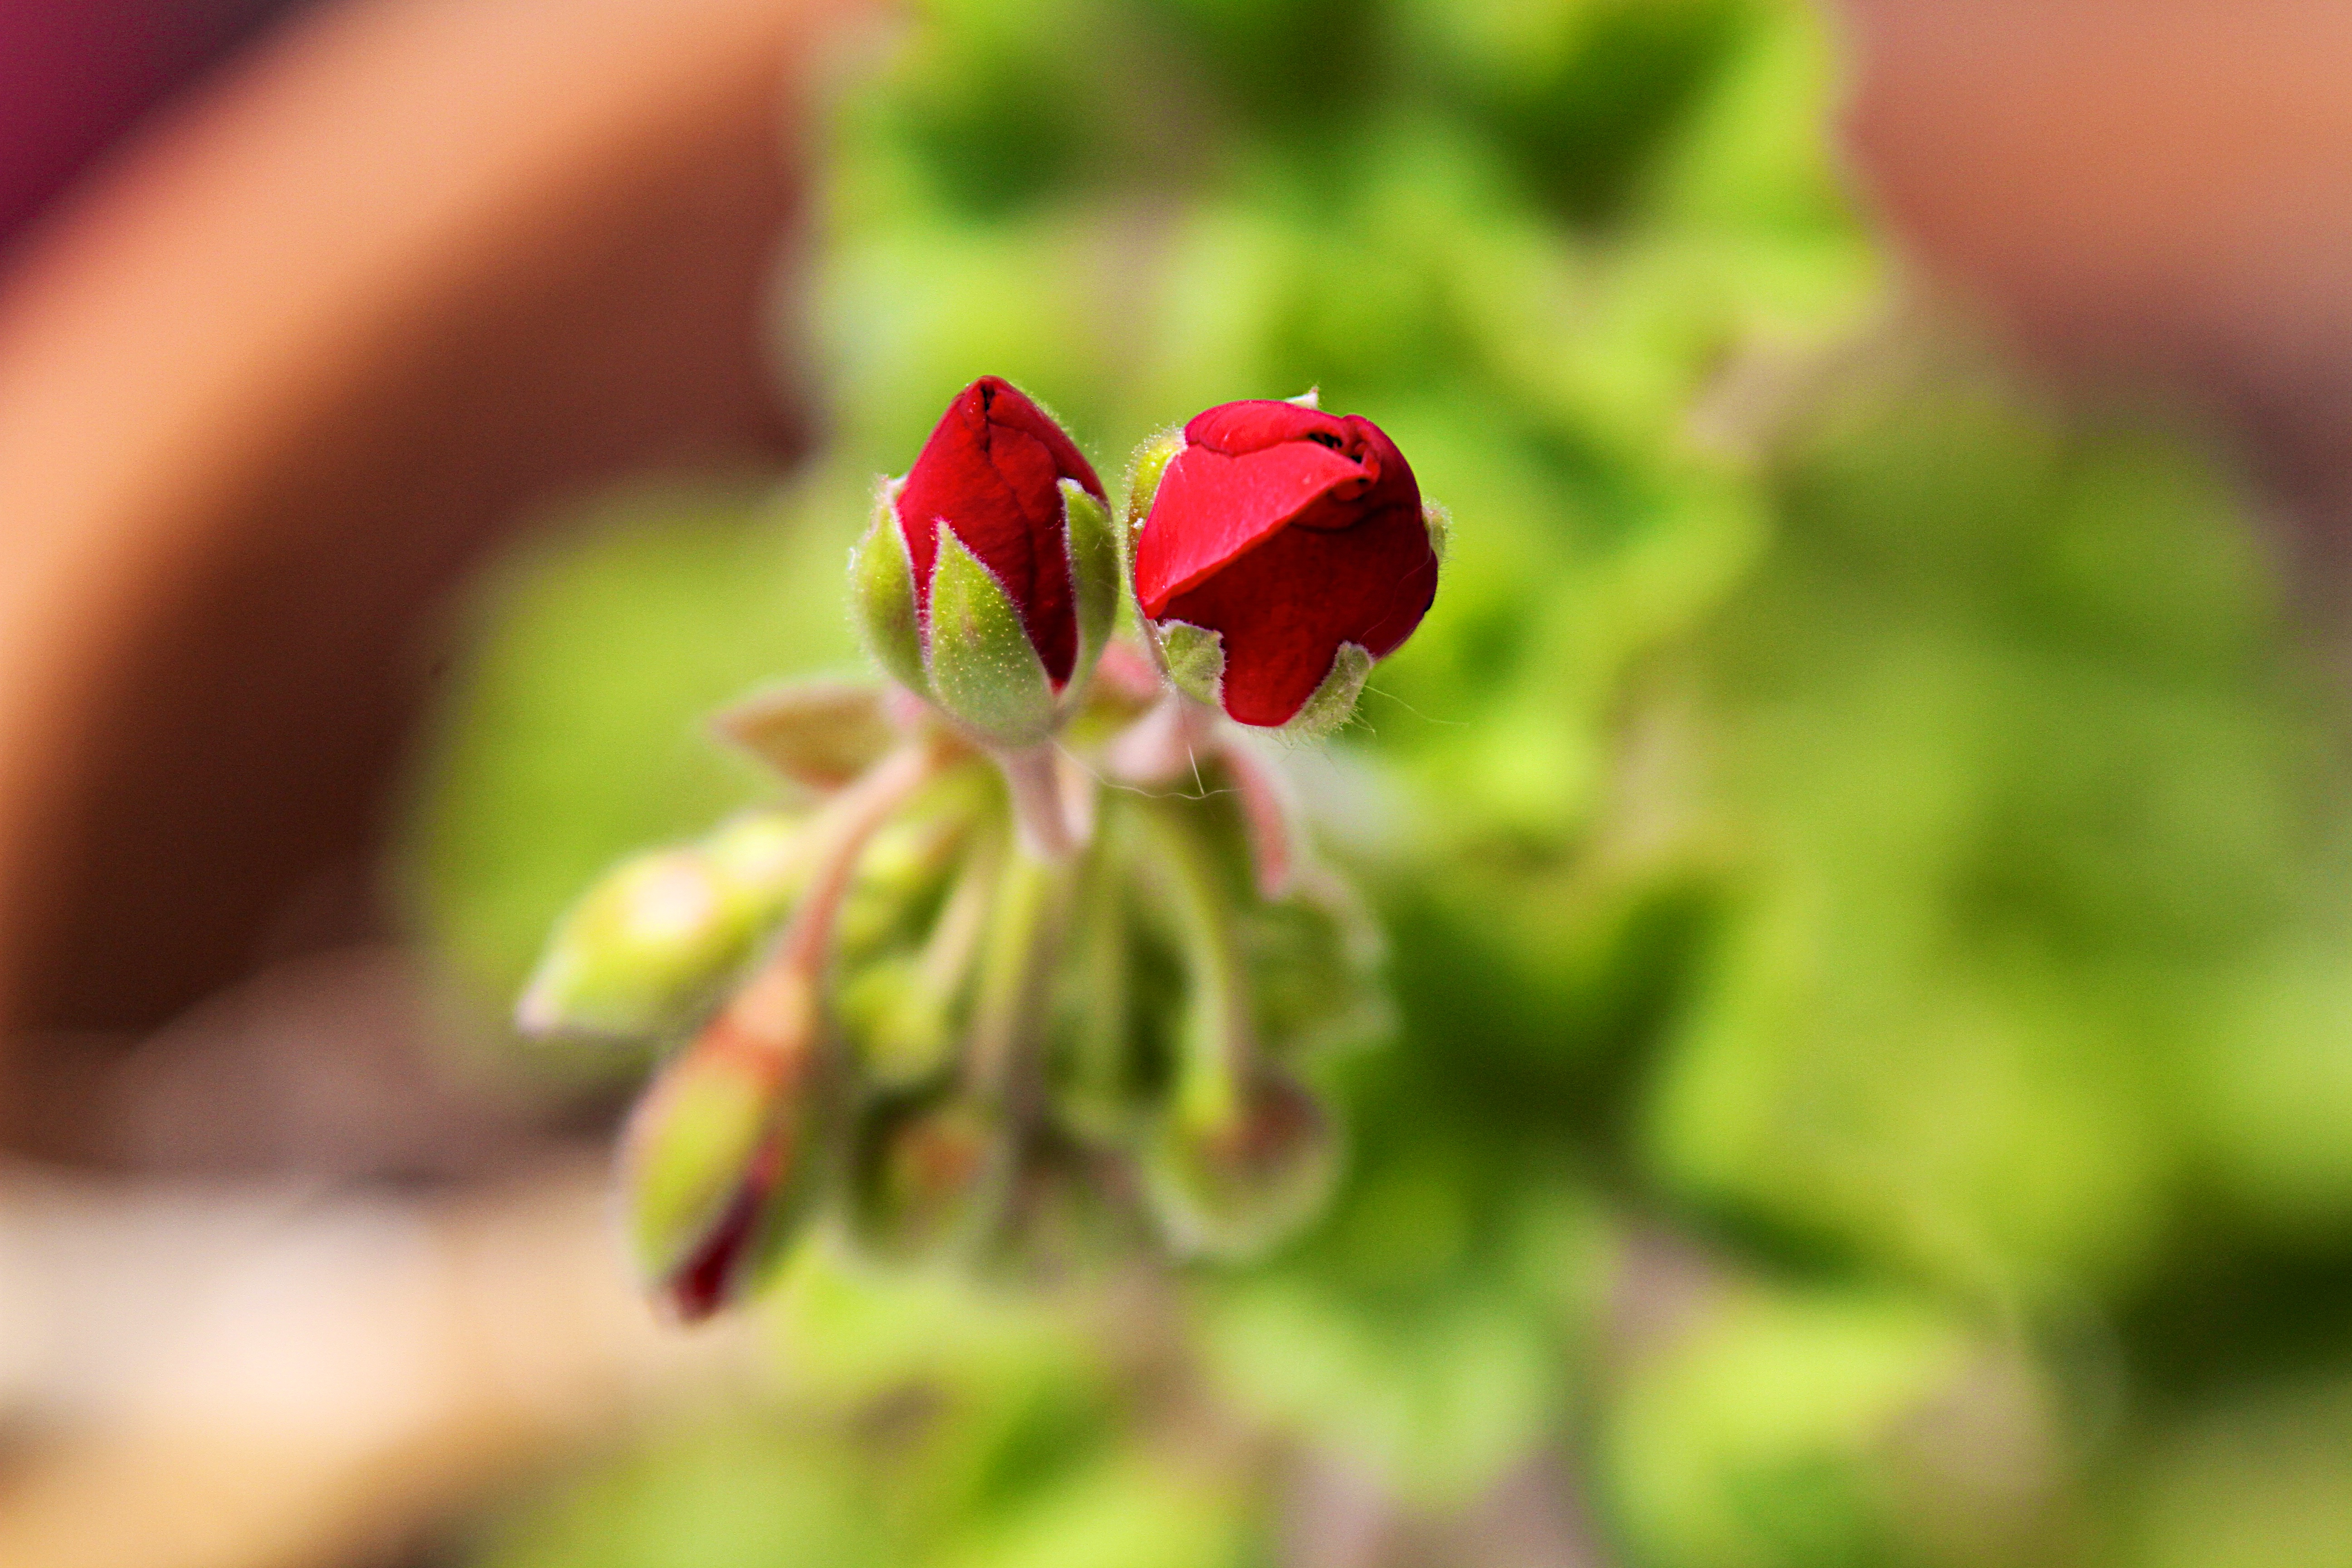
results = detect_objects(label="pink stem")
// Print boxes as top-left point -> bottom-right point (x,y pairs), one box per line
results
1214,731 -> 1299,900
995,740 -> 1084,861
691,739 -> 949,1073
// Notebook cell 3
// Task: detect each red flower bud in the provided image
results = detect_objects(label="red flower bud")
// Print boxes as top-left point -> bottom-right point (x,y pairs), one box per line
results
897,376 -> 1107,686
1133,400 -> 1439,726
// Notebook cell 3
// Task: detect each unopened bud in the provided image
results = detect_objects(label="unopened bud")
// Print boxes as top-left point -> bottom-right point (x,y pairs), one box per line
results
835,955 -> 958,1088
836,805 -> 974,960
1142,1068 -> 1339,1261
853,377 -> 1116,747
517,833 -> 796,1040
1242,872 -> 1390,1059
620,974 -> 826,1318
1131,400 -> 1437,732
842,1094 -> 1010,1264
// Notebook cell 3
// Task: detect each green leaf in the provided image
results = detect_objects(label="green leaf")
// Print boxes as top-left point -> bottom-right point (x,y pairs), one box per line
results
1283,642 -> 1373,739
926,529 -> 1058,747
1062,480 -> 1119,706
848,481 -> 927,696
1156,620 -> 1225,709
710,677 -> 897,790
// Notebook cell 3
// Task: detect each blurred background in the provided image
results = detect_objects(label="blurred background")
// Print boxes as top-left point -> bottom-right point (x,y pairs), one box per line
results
8,0 -> 2352,1564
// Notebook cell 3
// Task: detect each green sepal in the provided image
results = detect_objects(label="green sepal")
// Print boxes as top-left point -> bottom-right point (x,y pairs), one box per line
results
926,529 -> 1058,747
1157,620 -> 1225,709
1061,479 -> 1118,708
1422,499 -> 1454,570
1282,642 -> 1373,739
1122,426 -> 1185,553
850,480 -> 928,696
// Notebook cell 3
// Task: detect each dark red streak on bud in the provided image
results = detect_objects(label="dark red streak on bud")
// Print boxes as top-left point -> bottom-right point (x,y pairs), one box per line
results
668,1133 -> 786,1323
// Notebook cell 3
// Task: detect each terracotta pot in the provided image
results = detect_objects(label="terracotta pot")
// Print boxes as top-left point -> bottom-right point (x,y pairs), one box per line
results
0,0 -> 864,1083
1840,0 -> 2352,540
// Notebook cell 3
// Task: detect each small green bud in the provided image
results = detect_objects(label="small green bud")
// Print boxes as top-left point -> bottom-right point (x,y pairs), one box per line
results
835,954 -> 959,1088
841,1094 -> 1011,1264
1241,879 -> 1391,1059
850,479 -> 928,696
517,844 -> 777,1039
620,991 -> 824,1317
1143,1068 -> 1340,1261
925,530 -> 1058,748
702,810 -> 808,910
840,819 -> 1002,1088
836,807 -> 972,960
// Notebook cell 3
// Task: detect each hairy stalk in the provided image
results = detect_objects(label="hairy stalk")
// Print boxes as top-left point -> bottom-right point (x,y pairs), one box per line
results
995,740 -> 1084,860
1137,800 -> 1253,1129
695,739 -> 953,1079
915,818 -> 1006,1004
1064,804 -> 1134,1124
962,847 -> 1077,1109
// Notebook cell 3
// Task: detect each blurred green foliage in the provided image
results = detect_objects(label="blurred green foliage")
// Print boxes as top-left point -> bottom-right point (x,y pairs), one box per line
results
412,0 -> 2352,1562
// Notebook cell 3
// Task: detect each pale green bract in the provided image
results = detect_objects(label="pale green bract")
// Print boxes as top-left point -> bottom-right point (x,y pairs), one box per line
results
1282,643 -> 1374,741
924,529 -> 1059,747
848,479 -> 928,697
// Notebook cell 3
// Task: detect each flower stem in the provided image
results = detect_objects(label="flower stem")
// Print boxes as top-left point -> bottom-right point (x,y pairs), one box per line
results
695,738 -> 952,1077
1137,800 -> 1253,1129
914,818 -> 1005,1002
1101,690 -> 1218,788
777,739 -> 954,975
1063,806 -> 1134,1126
994,740 -> 1086,860
1213,729 -> 1298,899
961,846 -> 1073,1108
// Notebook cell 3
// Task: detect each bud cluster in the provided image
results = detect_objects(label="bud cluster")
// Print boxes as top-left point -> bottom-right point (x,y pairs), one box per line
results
521,377 -> 1443,1318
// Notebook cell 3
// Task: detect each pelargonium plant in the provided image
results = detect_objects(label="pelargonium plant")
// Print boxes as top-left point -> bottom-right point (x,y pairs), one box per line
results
517,377 -> 1447,1320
